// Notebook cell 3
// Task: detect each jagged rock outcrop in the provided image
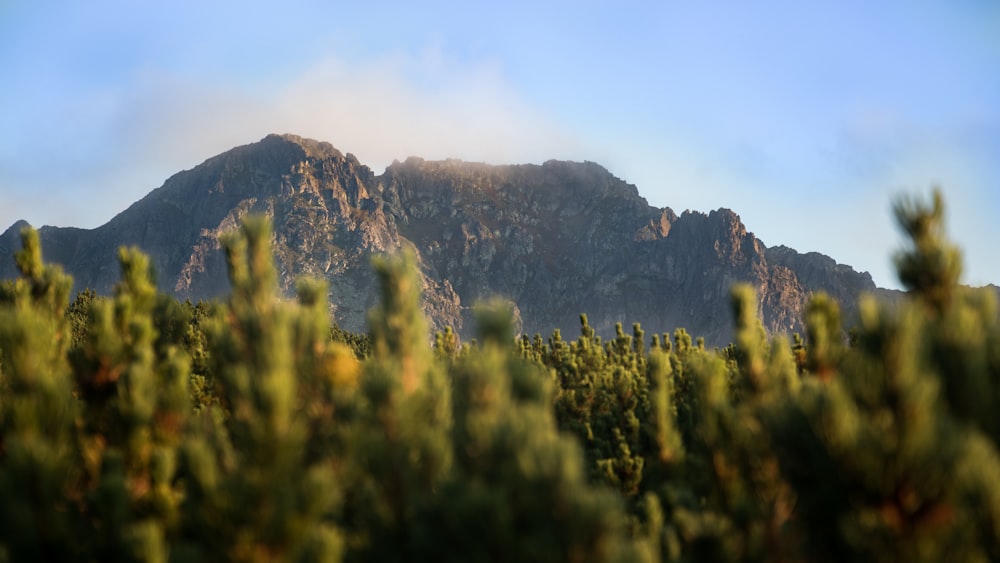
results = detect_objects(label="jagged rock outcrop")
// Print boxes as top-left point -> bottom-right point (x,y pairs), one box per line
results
1,134 -> 888,345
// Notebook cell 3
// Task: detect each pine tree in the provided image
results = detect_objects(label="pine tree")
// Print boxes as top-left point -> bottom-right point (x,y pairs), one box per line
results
70,247 -> 190,562
176,217 -> 343,562
340,248 -> 451,561
0,227 -> 79,560
417,301 -> 649,562
765,190 -> 1000,562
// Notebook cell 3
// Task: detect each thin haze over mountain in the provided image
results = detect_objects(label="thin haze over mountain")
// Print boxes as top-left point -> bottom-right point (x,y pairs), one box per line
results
1,1 -> 998,288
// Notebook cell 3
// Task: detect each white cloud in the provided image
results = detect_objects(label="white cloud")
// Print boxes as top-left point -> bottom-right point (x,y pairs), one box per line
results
117,49 -> 582,177
270,53 -> 583,169
1,50 -> 585,232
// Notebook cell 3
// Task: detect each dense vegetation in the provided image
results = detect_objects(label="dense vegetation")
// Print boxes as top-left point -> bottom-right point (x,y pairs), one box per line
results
1,190 -> 998,562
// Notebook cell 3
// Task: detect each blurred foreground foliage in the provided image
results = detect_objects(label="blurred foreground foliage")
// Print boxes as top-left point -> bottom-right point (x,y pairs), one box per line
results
1,190 -> 999,562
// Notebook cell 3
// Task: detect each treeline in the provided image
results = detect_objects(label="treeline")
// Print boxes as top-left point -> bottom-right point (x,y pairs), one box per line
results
1,191 -> 999,562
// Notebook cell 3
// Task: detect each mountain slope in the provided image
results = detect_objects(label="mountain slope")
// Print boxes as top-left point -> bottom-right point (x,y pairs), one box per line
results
1,134 -> 884,344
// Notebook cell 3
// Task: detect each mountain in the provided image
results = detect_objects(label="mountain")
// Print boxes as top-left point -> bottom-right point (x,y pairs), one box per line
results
1,134 -> 888,345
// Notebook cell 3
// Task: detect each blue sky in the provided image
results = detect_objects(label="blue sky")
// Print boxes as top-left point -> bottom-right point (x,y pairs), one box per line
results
2,1 -> 998,288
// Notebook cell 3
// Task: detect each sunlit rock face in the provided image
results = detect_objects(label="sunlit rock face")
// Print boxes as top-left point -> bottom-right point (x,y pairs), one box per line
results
0,134 -> 884,344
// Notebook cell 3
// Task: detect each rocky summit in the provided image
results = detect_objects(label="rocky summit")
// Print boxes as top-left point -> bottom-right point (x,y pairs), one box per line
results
0,134 -> 887,345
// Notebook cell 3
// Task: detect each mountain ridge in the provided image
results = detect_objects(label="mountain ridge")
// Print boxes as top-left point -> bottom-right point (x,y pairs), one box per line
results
1,133 -> 892,344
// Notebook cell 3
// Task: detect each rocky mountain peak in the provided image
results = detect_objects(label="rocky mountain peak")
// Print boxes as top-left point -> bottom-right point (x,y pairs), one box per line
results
1,220 -> 31,240
264,133 -> 344,160
1,134 -> 885,345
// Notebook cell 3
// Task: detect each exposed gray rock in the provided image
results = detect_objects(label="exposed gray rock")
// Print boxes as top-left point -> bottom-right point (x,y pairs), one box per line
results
1,134 -> 891,345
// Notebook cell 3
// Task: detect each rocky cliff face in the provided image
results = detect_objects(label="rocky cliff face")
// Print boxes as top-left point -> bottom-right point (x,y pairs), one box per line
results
1,134 -> 885,345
